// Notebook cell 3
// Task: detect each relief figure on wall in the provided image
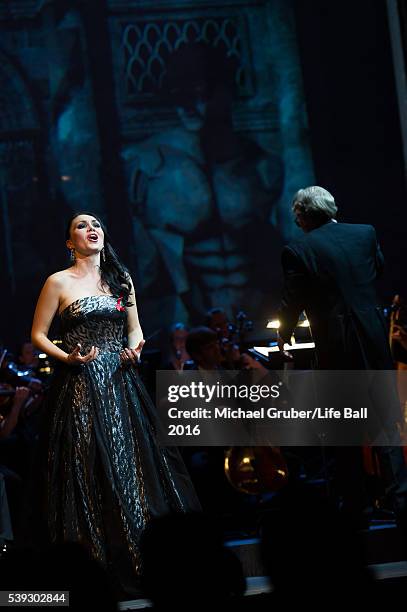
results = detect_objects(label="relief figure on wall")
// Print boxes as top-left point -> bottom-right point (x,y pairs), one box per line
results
123,43 -> 285,325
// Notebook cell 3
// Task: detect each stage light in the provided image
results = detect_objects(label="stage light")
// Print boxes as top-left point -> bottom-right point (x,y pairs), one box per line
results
267,319 -> 310,329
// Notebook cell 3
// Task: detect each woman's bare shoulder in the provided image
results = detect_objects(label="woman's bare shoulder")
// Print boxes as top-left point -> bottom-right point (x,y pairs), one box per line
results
43,269 -> 73,290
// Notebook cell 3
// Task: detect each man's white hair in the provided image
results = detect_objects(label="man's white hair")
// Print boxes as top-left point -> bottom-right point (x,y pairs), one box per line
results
292,186 -> 337,220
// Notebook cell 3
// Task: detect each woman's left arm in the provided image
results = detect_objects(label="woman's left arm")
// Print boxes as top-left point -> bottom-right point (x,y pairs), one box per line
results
121,275 -> 145,365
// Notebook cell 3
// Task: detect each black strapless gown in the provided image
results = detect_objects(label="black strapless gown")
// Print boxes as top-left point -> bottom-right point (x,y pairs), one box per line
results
44,295 -> 200,591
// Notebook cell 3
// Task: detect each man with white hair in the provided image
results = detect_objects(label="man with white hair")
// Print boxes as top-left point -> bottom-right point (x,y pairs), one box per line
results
278,185 -> 407,535
279,185 -> 389,369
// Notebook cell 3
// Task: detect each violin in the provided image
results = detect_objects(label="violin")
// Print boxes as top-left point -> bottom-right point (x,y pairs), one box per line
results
0,351 -> 45,421
213,310 -> 254,370
216,311 -> 253,349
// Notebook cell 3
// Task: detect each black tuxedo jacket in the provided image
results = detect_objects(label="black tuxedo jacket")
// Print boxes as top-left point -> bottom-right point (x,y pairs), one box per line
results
279,221 -> 393,370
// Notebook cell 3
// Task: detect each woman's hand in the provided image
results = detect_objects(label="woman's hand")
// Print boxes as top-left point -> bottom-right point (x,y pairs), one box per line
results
66,343 -> 99,365
120,339 -> 145,366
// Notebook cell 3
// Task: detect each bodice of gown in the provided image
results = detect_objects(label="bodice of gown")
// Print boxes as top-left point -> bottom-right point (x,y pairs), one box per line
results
59,295 -> 126,354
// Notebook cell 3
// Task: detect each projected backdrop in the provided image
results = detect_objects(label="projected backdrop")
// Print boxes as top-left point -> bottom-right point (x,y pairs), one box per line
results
0,0 -> 313,344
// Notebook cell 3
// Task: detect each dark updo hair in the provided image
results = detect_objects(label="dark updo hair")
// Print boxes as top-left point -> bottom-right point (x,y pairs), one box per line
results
65,211 -> 133,306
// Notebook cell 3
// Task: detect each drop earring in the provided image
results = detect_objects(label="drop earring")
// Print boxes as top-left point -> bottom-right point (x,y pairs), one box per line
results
70,249 -> 75,262
101,248 -> 106,263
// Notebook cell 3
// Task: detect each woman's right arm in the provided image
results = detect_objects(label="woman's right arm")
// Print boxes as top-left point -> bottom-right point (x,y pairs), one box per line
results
31,275 -> 99,365
31,274 -> 70,363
